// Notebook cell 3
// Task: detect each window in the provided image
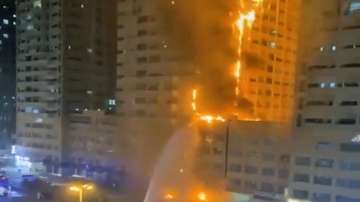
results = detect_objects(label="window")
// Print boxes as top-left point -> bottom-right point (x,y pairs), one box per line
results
346,2 -> 360,16
312,193 -> 331,202
314,176 -> 332,186
315,159 -> 334,168
336,178 -> 360,189
293,173 -> 310,183
230,179 -> 241,186
278,169 -> 289,178
316,142 -> 336,150
292,189 -> 308,200
340,143 -> 360,152
33,0 -> 42,8
262,168 -> 275,176
229,164 -> 242,172
260,183 -> 274,193
336,195 -> 360,202
339,160 -> 360,171
244,165 -> 258,174
263,153 -> 275,161
2,19 -> 8,25
295,156 -> 311,166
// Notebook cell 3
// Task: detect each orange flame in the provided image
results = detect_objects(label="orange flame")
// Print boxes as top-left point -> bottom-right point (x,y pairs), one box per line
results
234,10 -> 257,98
200,115 -> 226,124
190,0 -> 264,123
192,89 -> 197,112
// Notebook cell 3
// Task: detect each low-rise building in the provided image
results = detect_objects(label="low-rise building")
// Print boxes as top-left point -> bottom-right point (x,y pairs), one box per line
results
198,121 -> 291,202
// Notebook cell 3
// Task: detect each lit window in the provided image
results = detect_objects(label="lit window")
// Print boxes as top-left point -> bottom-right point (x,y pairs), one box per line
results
33,0 -> 42,8
2,19 -> 9,25
25,107 -> 32,113
347,2 -> 360,15
81,4 -> 85,8
108,99 -> 116,105
26,24 -> 34,30
320,83 -> 326,88
331,45 -> 337,51
12,22 -> 16,25
269,42 -> 277,48
3,33 -> 8,39
12,14 -> 16,18
319,46 -> 324,52
330,82 -> 336,88
87,48 -> 93,53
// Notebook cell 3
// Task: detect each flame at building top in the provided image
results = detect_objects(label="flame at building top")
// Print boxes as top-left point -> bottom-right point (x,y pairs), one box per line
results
157,0 -> 299,123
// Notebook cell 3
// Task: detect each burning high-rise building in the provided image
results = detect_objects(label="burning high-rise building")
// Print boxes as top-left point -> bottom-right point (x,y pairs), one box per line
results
194,0 -> 301,201
158,0 -> 300,122
116,0 -> 300,200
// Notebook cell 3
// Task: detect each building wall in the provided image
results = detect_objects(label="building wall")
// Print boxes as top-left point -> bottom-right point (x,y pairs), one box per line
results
116,0 -> 193,176
16,0 -> 63,162
67,111 -> 119,168
15,0 -> 116,163
289,1 -> 360,202
0,0 -> 16,151
198,121 -> 291,202
238,0 -> 300,122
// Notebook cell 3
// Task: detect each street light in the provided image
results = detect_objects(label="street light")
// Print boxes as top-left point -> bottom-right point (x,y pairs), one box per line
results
69,184 -> 94,202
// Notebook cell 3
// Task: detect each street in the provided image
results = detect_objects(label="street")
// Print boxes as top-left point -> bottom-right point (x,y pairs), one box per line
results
0,167 -> 128,202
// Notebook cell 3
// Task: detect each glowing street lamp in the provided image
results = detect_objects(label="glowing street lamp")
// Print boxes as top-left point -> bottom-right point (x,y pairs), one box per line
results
69,184 -> 94,202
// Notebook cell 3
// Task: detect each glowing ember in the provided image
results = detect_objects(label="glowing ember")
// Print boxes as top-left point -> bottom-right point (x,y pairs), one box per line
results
200,115 -> 226,124
164,193 -> 175,200
197,192 -> 208,201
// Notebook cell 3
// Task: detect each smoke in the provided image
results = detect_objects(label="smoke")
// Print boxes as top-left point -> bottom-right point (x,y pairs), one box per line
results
156,0 -> 264,116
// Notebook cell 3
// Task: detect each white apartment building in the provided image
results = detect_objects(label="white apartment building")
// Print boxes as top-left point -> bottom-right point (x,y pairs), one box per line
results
289,1 -> 360,202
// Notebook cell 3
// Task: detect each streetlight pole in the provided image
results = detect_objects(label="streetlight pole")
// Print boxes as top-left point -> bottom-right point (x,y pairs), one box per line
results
79,189 -> 83,202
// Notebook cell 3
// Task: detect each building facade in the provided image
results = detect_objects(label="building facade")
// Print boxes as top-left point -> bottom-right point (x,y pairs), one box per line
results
15,0 -> 116,166
198,121 -> 291,202
289,1 -> 360,202
116,0 -> 193,173
67,111 -> 119,169
0,0 -> 16,152
237,0 -> 300,122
